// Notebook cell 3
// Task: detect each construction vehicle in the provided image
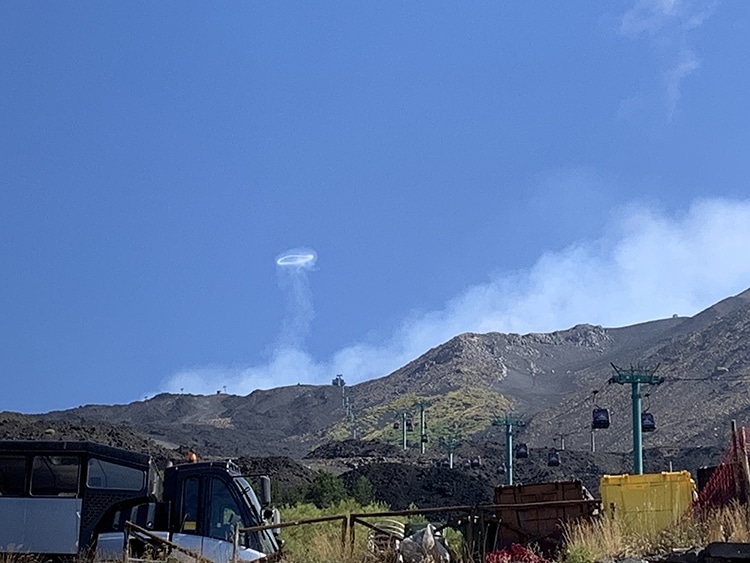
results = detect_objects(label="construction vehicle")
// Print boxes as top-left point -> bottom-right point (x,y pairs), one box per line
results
0,440 -> 281,562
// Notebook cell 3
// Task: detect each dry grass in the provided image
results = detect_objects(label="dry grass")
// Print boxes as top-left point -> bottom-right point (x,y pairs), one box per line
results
0,556 -> 39,563
4,504 -> 749,563
562,502 -> 750,563
278,499 -> 407,563
280,534 -> 382,563
277,499 -> 466,563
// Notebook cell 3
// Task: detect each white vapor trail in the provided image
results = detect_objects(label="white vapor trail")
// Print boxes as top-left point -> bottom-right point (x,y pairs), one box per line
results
163,198 -> 750,396
275,247 -> 317,350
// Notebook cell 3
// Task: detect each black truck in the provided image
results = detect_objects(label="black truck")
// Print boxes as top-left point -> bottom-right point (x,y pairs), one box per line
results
0,440 -> 281,562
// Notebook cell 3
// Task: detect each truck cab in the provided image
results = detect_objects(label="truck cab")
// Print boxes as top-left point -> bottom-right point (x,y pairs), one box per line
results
167,460 -> 279,560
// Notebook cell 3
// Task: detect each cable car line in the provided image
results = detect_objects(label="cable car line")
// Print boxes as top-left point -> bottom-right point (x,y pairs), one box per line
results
663,374 -> 750,382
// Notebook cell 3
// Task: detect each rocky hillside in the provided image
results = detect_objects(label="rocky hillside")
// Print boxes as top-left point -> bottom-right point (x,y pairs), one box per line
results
4,288 -> 750,466
523,288 -> 750,452
40,384 -> 346,457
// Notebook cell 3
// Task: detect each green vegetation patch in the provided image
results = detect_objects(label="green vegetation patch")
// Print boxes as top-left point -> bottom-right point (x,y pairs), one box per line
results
326,388 -> 512,452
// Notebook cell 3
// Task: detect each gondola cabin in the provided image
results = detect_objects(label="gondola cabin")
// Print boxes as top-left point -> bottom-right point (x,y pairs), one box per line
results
547,449 -> 561,467
592,408 -> 610,429
641,412 -> 656,432
515,443 -> 529,459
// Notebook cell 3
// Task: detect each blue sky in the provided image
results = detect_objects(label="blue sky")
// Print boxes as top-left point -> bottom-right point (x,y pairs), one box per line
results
2,2 -> 750,414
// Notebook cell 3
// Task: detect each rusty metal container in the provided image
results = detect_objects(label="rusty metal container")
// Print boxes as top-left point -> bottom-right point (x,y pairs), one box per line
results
493,480 -> 599,552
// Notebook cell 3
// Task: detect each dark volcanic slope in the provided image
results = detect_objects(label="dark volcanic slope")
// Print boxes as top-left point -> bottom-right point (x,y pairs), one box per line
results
44,384 -> 347,458
12,287 -> 750,461
523,291 -> 750,452
333,441 -> 724,506
0,411 -> 177,466
350,324 -> 623,414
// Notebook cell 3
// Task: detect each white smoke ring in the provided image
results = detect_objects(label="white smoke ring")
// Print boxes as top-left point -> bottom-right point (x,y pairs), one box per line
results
276,249 -> 317,269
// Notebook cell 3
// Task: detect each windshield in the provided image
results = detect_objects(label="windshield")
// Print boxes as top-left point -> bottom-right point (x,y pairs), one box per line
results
234,477 -> 262,512
233,476 -> 279,553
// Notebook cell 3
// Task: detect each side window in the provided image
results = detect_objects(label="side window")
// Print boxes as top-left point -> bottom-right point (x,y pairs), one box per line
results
87,458 -> 145,490
0,455 -> 27,496
31,456 -> 80,497
208,478 -> 244,542
181,477 -> 200,534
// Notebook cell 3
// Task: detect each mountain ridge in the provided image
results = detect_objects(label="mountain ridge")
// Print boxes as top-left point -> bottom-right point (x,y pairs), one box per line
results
4,288 -> 750,462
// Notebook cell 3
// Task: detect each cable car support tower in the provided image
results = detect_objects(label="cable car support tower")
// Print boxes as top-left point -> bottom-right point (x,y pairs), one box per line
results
610,363 -> 663,475
493,414 -> 525,485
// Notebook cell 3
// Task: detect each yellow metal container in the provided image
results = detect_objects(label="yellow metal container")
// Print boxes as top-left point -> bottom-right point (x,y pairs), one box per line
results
599,471 -> 696,533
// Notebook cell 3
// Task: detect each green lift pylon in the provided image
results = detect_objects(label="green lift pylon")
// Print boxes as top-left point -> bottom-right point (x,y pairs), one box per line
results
610,363 -> 663,474
439,433 -> 461,469
415,401 -> 431,454
399,412 -> 410,450
493,414 -> 524,485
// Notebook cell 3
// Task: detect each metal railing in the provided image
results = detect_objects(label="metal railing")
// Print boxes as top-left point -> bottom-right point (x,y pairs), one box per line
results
123,521 -> 211,563
122,497 -> 600,563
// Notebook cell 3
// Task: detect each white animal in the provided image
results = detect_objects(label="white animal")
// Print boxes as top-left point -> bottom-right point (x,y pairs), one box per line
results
399,523 -> 450,563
